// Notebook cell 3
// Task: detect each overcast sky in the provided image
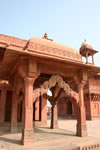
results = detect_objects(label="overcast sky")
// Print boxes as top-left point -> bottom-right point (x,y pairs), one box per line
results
0,0 -> 100,65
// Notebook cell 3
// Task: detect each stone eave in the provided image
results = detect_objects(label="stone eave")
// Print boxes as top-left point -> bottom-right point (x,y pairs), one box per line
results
6,46 -> 82,64
5,46 -> 100,73
0,34 -> 100,80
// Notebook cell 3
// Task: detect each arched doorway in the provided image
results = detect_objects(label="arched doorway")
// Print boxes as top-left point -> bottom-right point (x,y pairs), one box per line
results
67,101 -> 72,115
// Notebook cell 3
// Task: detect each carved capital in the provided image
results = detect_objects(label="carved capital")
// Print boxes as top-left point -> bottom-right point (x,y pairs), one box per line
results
24,77 -> 35,86
18,56 -> 39,78
75,69 -> 88,87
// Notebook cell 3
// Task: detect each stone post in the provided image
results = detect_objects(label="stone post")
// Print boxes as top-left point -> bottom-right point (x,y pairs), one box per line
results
0,88 -> 7,123
10,89 -> 18,132
50,104 -> 58,129
22,101 -> 24,125
92,54 -> 94,64
86,52 -> 88,64
41,96 -> 47,125
76,82 -> 87,137
22,77 -> 35,145
35,98 -> 39,121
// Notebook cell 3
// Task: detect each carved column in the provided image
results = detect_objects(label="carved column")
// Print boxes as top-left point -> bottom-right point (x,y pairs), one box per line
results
50,104 -> 58,129
10,88 -> 18,132
18,57 -> 39,145
89,91 -> 92,120
76,81 -> 87,137
92,54 -> 94,64
35,98 -> 39,121
22,77 -> 35,145
17,102 -> 22,122
41,96 -> 47,125
22,101 -> 24,125
50,85 -> 60,129
0,88 -> 7,123
86,52 -> 88,64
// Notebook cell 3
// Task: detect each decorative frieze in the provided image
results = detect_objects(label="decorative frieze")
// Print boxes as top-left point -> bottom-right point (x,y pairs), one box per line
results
0,34 -> 27,47
91,94 -> 100,101
27,42 -> 82,61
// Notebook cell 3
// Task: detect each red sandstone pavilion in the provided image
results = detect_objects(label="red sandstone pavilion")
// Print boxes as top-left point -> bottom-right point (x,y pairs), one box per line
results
0,33 -> 100,145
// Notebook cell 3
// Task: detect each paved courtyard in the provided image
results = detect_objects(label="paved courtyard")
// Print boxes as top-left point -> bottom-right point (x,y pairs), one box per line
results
49,118 -> 100,138
0,118 -> 100,150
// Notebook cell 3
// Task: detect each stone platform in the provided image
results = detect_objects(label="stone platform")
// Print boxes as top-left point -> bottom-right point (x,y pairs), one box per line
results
0,126 -> 100,150
0,118 -> 100,150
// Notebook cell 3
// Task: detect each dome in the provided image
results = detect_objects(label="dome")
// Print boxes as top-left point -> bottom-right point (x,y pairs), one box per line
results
80,40 -> 93,52
24,34 -> 82,62
29,37 -> 79,54
80,40 -> 98,57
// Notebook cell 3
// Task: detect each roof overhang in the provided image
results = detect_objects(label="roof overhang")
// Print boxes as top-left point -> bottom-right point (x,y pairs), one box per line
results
0,34 -> 100,80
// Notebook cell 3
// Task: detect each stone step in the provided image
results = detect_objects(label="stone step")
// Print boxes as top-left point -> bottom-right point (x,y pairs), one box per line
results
80,143 -> 100,150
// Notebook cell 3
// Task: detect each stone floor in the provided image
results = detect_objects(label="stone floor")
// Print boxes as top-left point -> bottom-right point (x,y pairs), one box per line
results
0,118 -> 100,150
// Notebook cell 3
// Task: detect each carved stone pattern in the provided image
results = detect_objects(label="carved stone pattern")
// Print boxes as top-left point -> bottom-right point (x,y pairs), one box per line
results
81,143 -> 100,150
33,75 -> 78,102
91,94 -> 100,101
0,34 -> 27,47
28,42 -> 81,61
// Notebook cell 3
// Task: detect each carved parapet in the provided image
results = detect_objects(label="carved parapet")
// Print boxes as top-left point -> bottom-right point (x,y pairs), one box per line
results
0,34 -> 27,48
27,41 -> 82,62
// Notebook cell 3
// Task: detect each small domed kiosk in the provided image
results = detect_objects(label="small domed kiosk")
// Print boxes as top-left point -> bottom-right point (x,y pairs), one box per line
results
80,40 -> 98,64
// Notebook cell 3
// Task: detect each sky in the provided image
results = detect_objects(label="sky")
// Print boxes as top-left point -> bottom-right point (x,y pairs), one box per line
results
0,0 -> 100,65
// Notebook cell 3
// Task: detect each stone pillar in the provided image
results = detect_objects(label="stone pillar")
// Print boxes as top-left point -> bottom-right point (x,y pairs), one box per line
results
92,54 -> 94,64
22,101 -> 24,124
86,52 -> 88,64
35,98 -> 39,121
0,88 -> 7,123
88,92 -> 92,120
50,104 -> 58,129
41,96 -> 47,125
17,102 -> 22,122
76,82 -> 87,137
10,89 -> 18,132
22,77 -> 35,145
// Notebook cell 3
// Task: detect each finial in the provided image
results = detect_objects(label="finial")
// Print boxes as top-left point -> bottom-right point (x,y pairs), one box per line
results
44,33 -> 48,39
42,33 -> 53,41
